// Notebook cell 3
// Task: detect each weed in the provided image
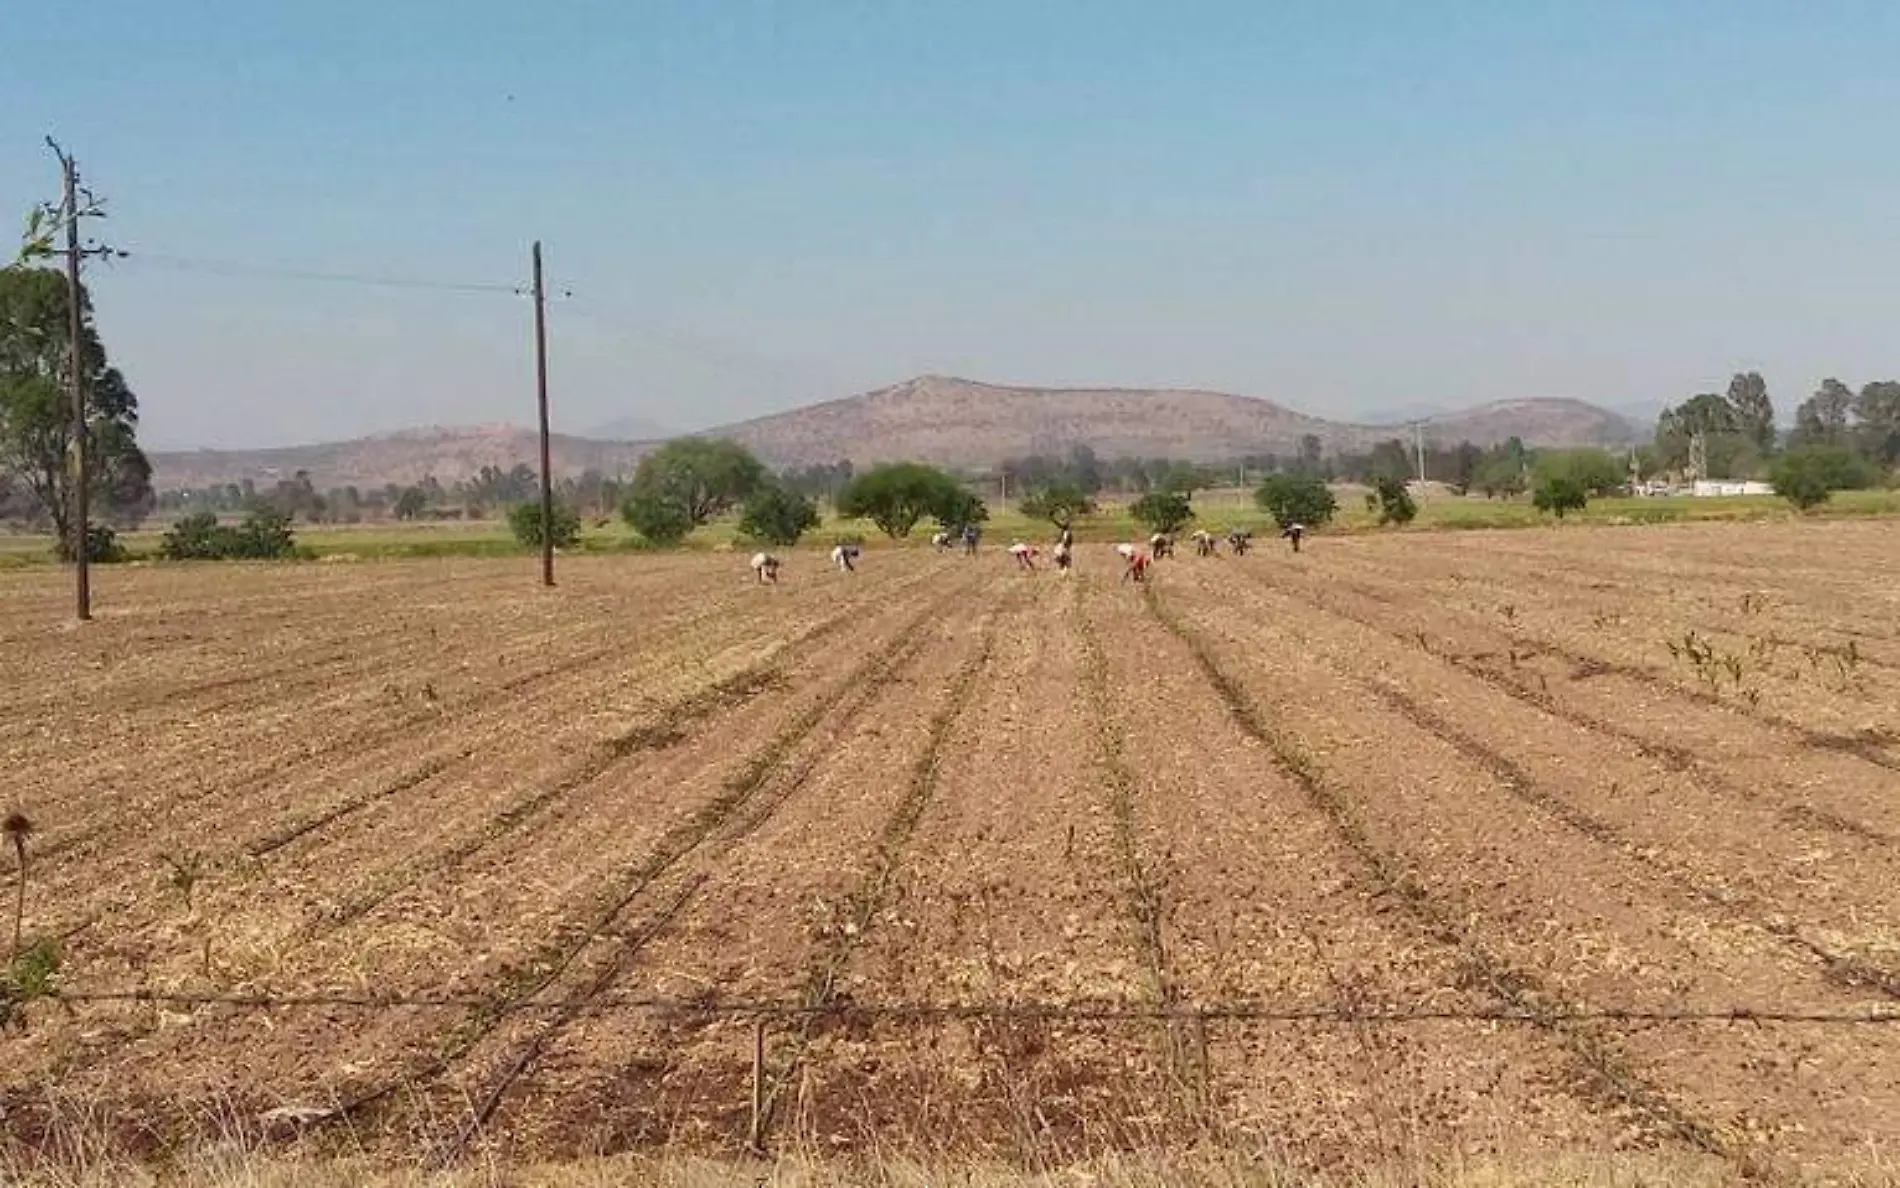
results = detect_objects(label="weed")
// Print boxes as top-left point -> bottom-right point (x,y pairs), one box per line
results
1,936 -> 58,1030
162,850 -> 206,910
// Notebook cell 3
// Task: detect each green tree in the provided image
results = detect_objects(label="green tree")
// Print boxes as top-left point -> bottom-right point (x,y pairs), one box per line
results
1535,448 -> 1626,495
1128,490 -> 1194,536
1726,371 -> 1776,453
1474,453 -> 1528,499
1855,381 -> 1900,465
1372,476 -> 1417,525
737,483 -> 820,546
1532,475 -> 1588,519
835,462 -> 968,538
620,437 -> 767,541
1767,445 -> 1878,510
0,268 -> 154,556
1254,474 -> 1337,529
1017,482 -> 1096,529
1792,378 -> 1855,449
1366,438 -> 1413,484
508,500 -> 581,549
393,487 -> 428,520
935,487 -> 989,530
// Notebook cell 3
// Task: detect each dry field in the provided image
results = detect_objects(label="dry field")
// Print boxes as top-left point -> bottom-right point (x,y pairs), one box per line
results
2,521 -> 1899,1185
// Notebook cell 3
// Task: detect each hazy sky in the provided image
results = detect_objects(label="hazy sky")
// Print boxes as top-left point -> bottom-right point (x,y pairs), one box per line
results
6,1 -> 1899,449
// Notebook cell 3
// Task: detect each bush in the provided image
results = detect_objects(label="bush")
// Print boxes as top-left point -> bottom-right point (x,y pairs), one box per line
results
84,525 -> 126,563
507,501 -> 582,549
1128,491 -> 1194,536
620,493 -> 694,544
1532,475 -> 1589,519
1373,477 -> 1417,526
738,484 -> 820,546
1254,474 -> 1337,529
1768,446 -> 1879,510
233,506 -> 298,558
160,507 -> 300,561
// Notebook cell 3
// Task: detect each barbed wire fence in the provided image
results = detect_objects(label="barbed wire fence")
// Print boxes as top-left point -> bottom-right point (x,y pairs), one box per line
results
37,986 -> 1900,1026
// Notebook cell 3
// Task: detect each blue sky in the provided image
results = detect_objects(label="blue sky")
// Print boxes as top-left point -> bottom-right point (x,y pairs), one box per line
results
6,1 -> 1899,448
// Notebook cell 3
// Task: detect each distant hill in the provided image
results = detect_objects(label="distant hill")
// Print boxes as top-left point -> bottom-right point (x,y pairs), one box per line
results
148,376 -> 1639,490
150,425 -> 651,492
703,376 -> 1639,470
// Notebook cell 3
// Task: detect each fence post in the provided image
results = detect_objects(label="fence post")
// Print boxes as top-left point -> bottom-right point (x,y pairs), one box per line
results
748,1016 -> 767,1153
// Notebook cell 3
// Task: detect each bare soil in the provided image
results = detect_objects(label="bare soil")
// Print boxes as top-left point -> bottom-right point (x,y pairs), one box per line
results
3,526 -> 1896,1183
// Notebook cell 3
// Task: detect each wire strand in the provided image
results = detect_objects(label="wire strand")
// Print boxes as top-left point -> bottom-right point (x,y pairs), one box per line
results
114,251 -> 526,296
42,988 -> 1900,1026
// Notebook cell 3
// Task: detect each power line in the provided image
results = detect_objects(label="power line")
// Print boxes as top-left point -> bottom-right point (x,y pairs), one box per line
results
41,988 -> 1900,1026
113,250 -> 530,296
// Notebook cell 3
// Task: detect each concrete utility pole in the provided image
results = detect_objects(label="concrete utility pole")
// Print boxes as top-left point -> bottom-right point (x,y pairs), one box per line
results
532,242 -> 554,587
1413,422 -> 1427,491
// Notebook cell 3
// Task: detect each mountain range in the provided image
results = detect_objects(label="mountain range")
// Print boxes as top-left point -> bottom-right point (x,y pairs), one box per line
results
148,375 -> 1640,491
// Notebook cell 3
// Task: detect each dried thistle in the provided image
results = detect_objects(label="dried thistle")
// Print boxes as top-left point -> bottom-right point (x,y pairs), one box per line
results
5,813 -> 33,958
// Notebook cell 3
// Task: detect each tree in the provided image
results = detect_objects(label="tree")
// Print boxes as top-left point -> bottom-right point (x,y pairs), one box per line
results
1296,434 -> 1325,477
1855,381 -> 1900,466
1474,453 -> 1528,499
935,487 -> 989,530
1372,476 -> 1417,525
737,483 -> 820,546
1445,442 -> 1484,495
508,500 -> 581,549
620,437 -> 767,541
1792,379 -> 1855,449
393,487 -> 428,520
835,462 -> 968,538
1366,438 -> 1413,484
0,267 -> 154,557
1535,448 -> 1626,496
1254,474 -> 1337,529
1532,475 -> 1588,519
1767,445 -> 1877,510
1017,483 -> 1096,529
1726,371 -> 1776,453
1128,491 -> 1194,536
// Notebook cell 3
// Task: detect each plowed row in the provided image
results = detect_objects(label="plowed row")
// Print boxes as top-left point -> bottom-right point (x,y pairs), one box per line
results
2,524 -> 1895,1182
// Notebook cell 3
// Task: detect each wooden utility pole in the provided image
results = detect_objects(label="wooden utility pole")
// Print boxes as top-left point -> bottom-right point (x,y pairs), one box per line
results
532,242 -> 554,587
51,142 -> 91,620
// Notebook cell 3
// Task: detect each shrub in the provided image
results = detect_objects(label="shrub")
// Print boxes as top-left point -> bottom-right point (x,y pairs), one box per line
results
1769,445 -> 1879,510
1532,475 -> 1589,519
1129,491 -> 1194,536
738,484 -> 821,546
507,501 -> 582,549
620,493 -> 694,544
1373,476 -> 1417,526
160,507 -> 300,561
1254,474 -> 1337,529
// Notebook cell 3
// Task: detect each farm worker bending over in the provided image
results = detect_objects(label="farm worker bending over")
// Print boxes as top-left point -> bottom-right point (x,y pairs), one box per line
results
1282,523 -> 1305,553
1149,532 -> 1174,560
1120,547 -> 1152,584
931,530 -> 951,551
1191,529 -> 1216,557
749,552 -> 782,583
1227,529 -> 1252,555
831,543 -> 860,573
1008,541 -> 1039,570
